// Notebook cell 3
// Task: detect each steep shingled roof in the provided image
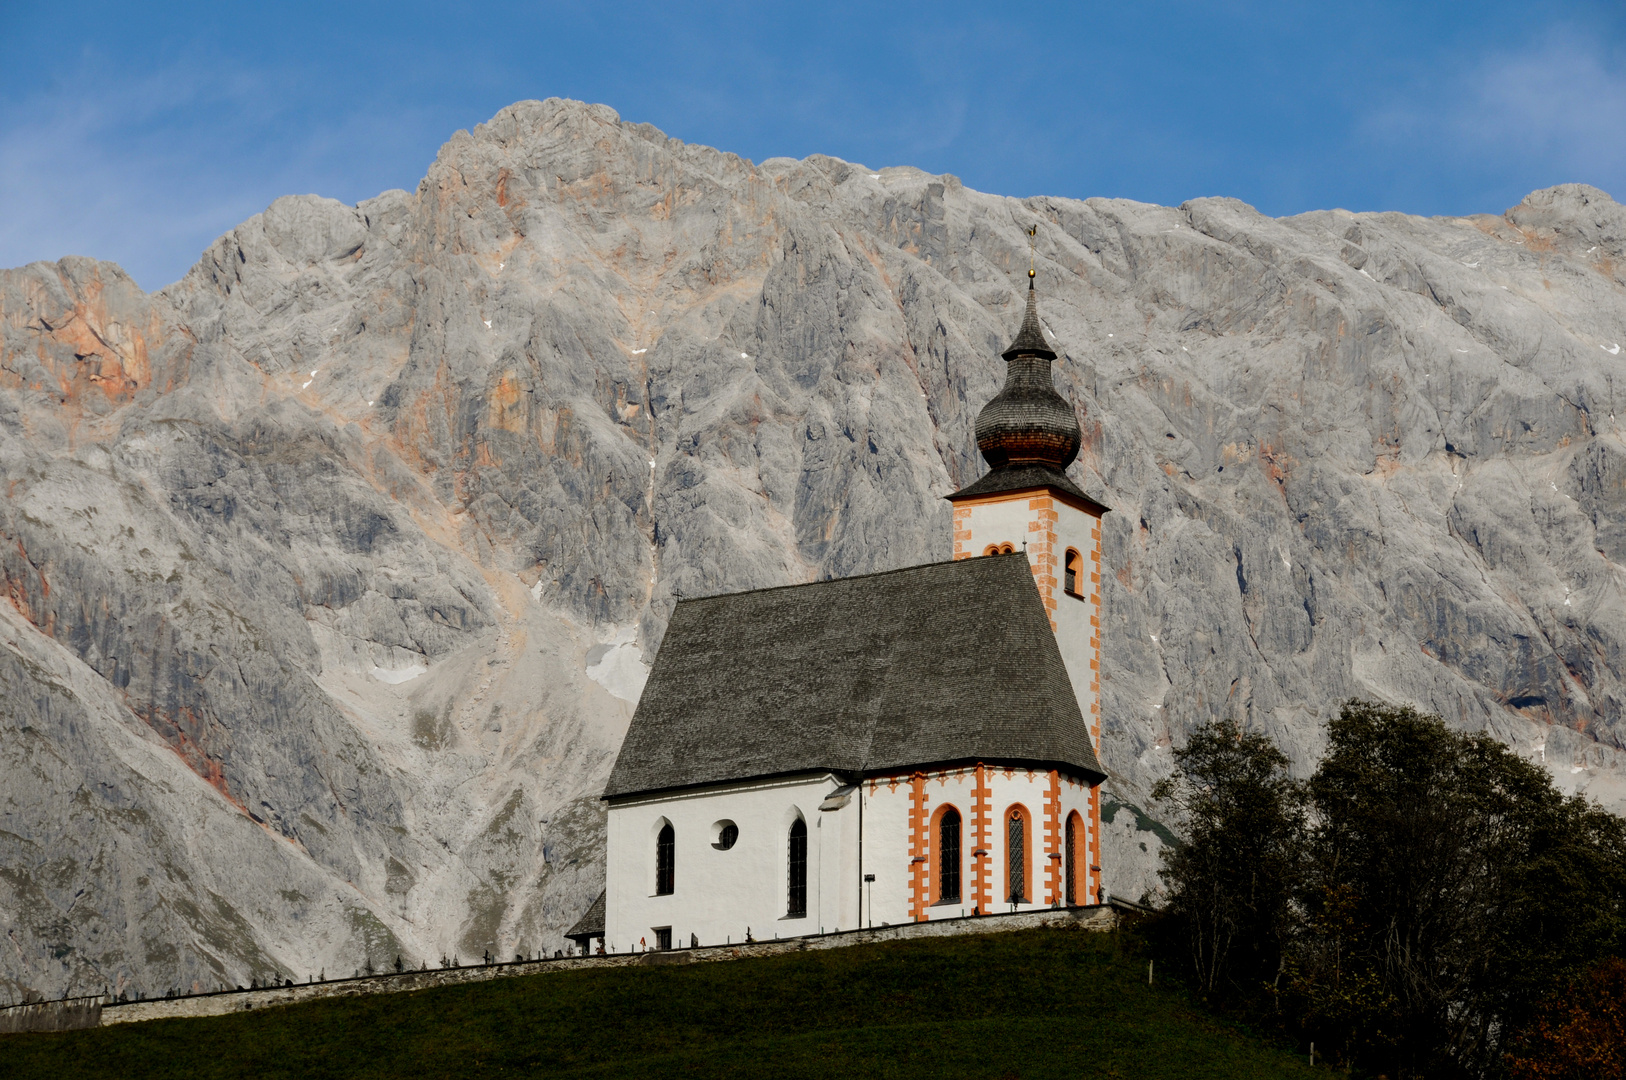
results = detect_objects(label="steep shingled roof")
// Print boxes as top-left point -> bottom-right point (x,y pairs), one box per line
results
603,554 -> 1102,799
565,890 -> 605,940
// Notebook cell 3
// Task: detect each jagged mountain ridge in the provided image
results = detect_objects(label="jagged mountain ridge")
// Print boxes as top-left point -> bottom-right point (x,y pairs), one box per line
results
3,97 -> 1625,1000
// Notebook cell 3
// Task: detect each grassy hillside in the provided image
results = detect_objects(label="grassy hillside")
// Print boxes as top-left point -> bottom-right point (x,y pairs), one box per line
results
0,928 -> 1323,1079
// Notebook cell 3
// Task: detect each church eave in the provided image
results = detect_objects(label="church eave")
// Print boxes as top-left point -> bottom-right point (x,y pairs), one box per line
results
601,755 -> 1106,804
946,466 -> 1111,517
602,767 -> 863,804
862,754 -> 1107,787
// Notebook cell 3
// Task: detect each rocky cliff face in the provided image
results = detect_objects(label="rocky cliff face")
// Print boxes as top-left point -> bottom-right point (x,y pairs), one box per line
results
4,98 -> 1625,999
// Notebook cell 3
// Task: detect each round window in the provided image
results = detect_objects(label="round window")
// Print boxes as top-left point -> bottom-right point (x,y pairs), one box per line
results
712,821 -> 739,850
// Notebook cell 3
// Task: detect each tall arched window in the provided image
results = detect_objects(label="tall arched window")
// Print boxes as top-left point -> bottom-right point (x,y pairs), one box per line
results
1065,548 -> 1083,597
1065,812 -> 1082,906
655,822 -> 675,895
787,818 -> 808,917
1007,809 -> 1027,904
938,807 -> 962,903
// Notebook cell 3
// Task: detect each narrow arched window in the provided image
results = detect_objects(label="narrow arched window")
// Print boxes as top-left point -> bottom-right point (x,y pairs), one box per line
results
1065,813 -> 1079,906
1000,543 -> 1015,555
655,823 -> 675,895
939,807 -> 962,902
1008,810 -> 1027,904
983,544 -> 1000,557
787,818 -> 807,917
1065,548 -> 1082,597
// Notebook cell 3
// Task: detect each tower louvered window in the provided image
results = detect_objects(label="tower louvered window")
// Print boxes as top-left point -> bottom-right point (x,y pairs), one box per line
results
1065,548 -> 1082,597
1065,814 -> 1078,906
787,818 -> 807,917
939,808 -> 962,902
655,823 -> 675,896
1008,810 -> 1027,903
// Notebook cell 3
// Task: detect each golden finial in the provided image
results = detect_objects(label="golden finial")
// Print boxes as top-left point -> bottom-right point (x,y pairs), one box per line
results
1027,225 -> 1037,279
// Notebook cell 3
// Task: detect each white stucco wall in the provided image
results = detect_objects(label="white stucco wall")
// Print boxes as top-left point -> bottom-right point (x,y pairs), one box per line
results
1049,500 -> 1104,752
604,773 -> 860,951
605,764 -> 1100,948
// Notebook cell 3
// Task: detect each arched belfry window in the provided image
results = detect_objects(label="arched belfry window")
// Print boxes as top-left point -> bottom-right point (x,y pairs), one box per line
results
1008,809 -> 1027,904
1065,548 -> 1083,597
938,807 -> 962,903
982,543 -> 1017,557
655,822 -> 675,896
787,818 -> 808,917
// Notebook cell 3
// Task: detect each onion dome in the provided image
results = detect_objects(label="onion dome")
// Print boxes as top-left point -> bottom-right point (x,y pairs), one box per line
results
974,274 -> 1081,471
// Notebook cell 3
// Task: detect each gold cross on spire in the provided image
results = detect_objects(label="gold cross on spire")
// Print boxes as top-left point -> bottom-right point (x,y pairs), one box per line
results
1027,225 -> 1037,280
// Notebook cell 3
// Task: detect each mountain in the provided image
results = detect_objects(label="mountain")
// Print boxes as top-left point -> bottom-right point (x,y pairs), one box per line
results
4,98 -> 1625,1000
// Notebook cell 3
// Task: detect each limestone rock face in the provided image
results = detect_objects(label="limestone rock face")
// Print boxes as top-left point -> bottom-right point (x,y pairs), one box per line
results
4,99 -> 1626,995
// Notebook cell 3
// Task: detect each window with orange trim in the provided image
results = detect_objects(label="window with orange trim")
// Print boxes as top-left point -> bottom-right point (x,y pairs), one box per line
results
931,805 -> 962,903
1065,811 -> 1084,906
1004,804 -> 1033,905
1008,810 -> 1027,903
1065,548 -> 1083,597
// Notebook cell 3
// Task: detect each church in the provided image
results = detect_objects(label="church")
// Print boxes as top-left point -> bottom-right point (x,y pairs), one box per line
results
569,274 -> 1109,953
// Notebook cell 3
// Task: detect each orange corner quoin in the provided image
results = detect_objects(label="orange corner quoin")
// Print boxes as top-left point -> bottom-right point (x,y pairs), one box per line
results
589,273 -> 1114,953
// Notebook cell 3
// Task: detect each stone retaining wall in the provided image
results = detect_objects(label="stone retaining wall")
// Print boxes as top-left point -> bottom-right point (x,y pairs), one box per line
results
99,904 -> 1117,1027
0,996 -> 103,1034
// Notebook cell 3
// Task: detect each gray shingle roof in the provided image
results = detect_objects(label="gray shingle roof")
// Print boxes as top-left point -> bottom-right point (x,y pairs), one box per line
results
566,890 -> 605,939
603,554 -> 1103,799
947,462 -> 1109,515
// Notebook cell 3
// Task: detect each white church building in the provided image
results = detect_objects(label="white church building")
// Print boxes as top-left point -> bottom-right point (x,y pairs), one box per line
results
568,276 -> 1110,953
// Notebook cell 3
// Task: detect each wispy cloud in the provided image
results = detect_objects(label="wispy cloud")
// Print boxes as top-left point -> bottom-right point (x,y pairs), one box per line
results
0,62 -> 265,289
1363,29 -> 1626,208
0,50 -> 450,291
1461,34 -> 1626,187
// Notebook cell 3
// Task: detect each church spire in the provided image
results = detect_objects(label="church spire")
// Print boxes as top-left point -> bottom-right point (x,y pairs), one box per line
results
1002,272 -> 1056,361
972,270 -> 1081,472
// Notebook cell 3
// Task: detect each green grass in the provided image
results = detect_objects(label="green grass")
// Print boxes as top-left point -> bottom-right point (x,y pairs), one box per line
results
0,928 -> 1323,1079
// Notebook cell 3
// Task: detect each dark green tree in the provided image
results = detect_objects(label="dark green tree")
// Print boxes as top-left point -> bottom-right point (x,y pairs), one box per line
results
1291,701 -> 1626,1078
1155,702 -> 1626,1078
1152,719 -> 1305,1000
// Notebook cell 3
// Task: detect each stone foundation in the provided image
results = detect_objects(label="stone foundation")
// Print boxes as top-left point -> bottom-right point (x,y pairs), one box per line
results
0,996 -> 103,1034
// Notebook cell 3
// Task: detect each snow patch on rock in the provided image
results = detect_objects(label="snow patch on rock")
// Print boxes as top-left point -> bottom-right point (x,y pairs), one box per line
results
585,626 -> 650,704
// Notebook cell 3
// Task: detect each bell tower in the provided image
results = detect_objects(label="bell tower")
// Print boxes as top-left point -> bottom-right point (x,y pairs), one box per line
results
948,269 -> 1109,897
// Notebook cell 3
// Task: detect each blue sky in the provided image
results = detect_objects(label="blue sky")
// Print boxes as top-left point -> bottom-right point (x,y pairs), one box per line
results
4,1 -> 1623,290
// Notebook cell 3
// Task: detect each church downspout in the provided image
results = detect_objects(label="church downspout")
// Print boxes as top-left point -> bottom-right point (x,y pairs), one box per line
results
857,783 -> 865,927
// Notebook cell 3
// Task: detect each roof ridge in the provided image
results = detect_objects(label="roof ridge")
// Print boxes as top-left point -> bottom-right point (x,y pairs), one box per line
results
673,552 -> 1024,605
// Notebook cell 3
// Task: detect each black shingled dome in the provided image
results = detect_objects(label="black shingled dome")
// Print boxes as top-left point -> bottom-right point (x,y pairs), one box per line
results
973,279 -> 1082,472
603,555 -> 1102,799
